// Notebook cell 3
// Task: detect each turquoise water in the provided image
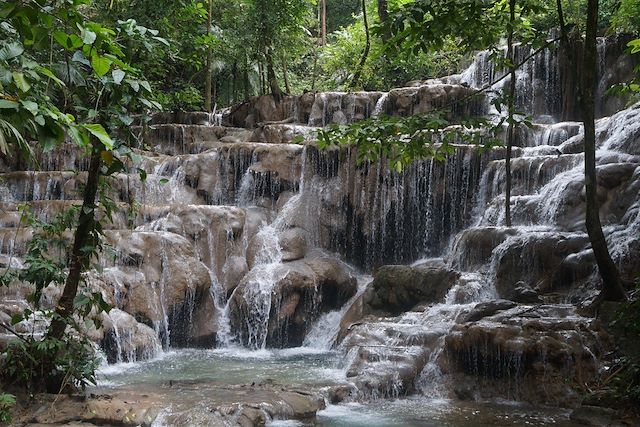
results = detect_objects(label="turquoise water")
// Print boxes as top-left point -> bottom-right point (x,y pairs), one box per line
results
97,349 -> 581,426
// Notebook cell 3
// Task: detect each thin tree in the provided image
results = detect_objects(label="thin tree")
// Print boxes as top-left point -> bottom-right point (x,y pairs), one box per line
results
320,0 -> 327,45
580,0 -> 627,301
351,0 -> 370,89
204,0 -> 214,112
504,0 -> 516,227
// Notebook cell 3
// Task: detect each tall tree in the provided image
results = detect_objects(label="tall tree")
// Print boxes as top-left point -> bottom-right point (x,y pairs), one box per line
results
580,0 -> 627,301
504,0 -> 516,227
204,0 -> 214,112
320,0 -> 327,45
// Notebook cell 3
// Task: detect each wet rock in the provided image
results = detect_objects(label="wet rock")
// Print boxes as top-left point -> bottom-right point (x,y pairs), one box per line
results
510,281 -> 544,303
570,405 -> 623,426
327,385 -> 356,404
278,227 -> 308,261
460,299 -> 517,322
450,227 -> 518,271
363,261 -> 459,315
445,305 -> 612,406
101,309 -> 161,363
237,407 -> 267,427
280,390 -> 326,419
222,255 -> 250,294
492,231 -> 591,299
229,254 -> 357,347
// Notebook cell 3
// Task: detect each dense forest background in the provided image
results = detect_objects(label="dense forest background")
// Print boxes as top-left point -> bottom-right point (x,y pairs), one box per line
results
96,0 -> 639,110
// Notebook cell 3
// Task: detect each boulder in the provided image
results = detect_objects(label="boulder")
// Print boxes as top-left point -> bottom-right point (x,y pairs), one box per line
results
279,227 -> 308,262
101,309 -> 161,363
222,255 -> 249,293
363,260 -> 459,315
229,255 -> 357,348
445,305 -> 613,406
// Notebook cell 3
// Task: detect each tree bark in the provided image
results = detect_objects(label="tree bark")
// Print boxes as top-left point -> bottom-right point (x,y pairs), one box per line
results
48,141 -> 102,340
351,0 -> 370,89
377,0 -> 389,41
282,55 -> 291,94
580,0 -> 627,301
243,61 -> 250,101
258,61 -> 265,95
265,47 -> 282,100
204,0 -> 214,112
377,0 -> 388,23
320,0 -> 327,45
504,0 -> 516,227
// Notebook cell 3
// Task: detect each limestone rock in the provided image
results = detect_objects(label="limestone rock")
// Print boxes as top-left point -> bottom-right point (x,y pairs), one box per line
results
363,261 -> 459,315
229,254 -> 357,347
101,309 -> 161,363
461,299 -> 517,322
278,227 -> 308,262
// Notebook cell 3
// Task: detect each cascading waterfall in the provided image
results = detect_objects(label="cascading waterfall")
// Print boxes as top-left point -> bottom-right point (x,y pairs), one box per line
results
3,34 -> 638,426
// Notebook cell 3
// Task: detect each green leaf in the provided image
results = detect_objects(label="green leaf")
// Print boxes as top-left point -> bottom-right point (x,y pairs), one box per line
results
112,69 -> 125,84
291,135 -> 305,144
68,125 -> 90,147
10,314 -> 23,325
36,66 -> 65,86
0,42 -> 23,61
81,28 -> 97,45
125,79 -> 139,92
82,123 -> 114,150
0,100 -> 19,110
139,80 -> 151,92
20,100 -> 38,116
90,54 -> 112,77
11,72 -> 30,92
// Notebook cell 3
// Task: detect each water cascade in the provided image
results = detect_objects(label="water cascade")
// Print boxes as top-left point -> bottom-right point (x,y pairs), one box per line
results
1,34 -> 639,425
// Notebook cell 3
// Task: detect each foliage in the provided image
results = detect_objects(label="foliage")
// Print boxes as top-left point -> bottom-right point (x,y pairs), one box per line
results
317,15 -> 463,90
0,393 -> 15,424
318,111 -> 499,170
611,39 -> 640,104
0,0 -> 161,393
610,281 -> 640,402
608,0 -> 640,32
1,334 -> 100,394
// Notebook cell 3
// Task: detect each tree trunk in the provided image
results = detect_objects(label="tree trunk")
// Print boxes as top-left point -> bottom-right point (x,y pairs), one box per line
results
504,0 -> 516,227
47,141 -> 102,340
580,0 -> 627,302
282,55 -> 291,94
377,0 -> 389,41
265,47 -> 282,100
377,0 -> 388,22
244,62 -> 250,101
204,0 -> 214,112
320,0 -> 327,45
351,0 -> 370,89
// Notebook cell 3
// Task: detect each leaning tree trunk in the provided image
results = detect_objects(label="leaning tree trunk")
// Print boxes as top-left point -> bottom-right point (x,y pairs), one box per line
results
48,140 -> 102,340
504,0 -> 516,227
580,0 -> 627,301
351,0 -> 370,89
